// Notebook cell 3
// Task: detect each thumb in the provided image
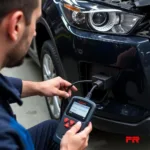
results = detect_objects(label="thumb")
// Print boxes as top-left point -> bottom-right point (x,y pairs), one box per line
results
69,121 -> 82,134
56,89 -> 69,98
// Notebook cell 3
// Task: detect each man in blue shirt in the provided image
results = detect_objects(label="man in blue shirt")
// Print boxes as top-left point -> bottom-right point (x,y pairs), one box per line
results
0,0 -> 92,150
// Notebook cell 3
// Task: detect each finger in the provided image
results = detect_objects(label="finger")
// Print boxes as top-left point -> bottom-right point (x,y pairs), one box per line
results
69,121 -> 82,134
68,90 -> 72,97
60,80 -> 78,91
56,89 -> 69,98
77,122 -> 92,137
84,136 -> 89,150
70,85 -> 78,92
82,136 -> 89,150
59,87 -> 72,98
86,136 -> 89,144
60,79 -> 72,87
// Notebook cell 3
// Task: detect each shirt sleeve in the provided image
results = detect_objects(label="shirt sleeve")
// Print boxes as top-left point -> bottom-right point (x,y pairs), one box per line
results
0,132 -> 19,150
5,77 -> 23,98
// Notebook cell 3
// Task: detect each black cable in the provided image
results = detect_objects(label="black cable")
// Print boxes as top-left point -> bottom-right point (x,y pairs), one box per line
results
67,79 -> 104,100
67,80 -> 92,92
85,85 -> 98,99
89,85 -> 98,94
67,79 -> 107,101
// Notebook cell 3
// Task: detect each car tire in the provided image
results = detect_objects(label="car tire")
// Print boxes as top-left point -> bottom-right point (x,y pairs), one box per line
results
40,40 -> 65,119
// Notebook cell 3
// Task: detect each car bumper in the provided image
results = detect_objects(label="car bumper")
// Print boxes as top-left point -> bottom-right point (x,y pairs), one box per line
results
72,27 -> 150,135
62,24 -> 150,135
92,115 -> 150,135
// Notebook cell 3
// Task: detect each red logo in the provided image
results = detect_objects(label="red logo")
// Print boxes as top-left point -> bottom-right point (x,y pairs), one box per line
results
78,101 -> 86,105
126,136 -> 140,144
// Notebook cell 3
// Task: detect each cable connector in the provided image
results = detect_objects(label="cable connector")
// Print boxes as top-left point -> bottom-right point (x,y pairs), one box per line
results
93,80 -> 103,88
85,80 -> 104,99
92,74 -> 114,90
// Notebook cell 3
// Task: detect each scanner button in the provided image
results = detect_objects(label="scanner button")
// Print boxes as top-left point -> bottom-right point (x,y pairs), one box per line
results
64,123 -> 70,128
70,120 -> 75,126
64,118 -> 69,123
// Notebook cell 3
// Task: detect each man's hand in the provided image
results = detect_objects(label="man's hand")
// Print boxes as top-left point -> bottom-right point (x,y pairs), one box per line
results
39,77 -> 77,98
60,122 -> 92,150
22,77 -> 77,98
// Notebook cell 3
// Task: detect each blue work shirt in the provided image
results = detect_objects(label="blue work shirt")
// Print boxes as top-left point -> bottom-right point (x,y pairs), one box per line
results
0,74 -> 34,150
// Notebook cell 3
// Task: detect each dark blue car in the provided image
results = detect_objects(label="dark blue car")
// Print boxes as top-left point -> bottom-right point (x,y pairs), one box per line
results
29,0 -> 150,135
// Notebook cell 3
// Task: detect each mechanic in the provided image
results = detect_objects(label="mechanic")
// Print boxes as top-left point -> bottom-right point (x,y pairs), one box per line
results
0,0 -> 92,150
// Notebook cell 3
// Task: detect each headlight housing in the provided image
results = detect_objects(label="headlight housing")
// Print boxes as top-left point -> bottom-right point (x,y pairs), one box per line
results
59,0 -> 143,35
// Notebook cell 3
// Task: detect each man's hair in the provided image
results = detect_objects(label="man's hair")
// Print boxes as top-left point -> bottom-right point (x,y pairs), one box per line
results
0,0 -> 38,25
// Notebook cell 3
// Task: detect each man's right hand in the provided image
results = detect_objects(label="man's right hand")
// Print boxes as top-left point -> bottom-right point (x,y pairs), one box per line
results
60,122 -> 92,150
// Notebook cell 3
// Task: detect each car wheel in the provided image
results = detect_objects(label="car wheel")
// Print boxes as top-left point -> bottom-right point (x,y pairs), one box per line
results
41,40 -> 65,119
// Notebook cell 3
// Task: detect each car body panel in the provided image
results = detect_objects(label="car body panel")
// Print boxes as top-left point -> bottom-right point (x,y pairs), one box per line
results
43,0 -> 150,110
135,0 -> 150,7
29,0 -> 150,134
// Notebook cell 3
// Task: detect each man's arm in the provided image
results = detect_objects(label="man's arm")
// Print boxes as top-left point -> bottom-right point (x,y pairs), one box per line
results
21,81 -> 41,98
7,76 -> 77,98
6,76 -> 40,98
22,77 -> 77,98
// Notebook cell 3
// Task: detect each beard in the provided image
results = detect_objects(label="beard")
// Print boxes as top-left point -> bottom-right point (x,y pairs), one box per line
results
6,56 -> 25,68
6,28 -> 31,68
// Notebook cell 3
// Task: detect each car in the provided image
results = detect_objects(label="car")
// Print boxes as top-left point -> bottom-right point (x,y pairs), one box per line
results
29,0 -> 150,135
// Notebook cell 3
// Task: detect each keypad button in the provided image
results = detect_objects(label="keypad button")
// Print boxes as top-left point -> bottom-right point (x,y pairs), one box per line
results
70,120 -> 75,126
64,123 -> 70,128
64,118 -> 69,123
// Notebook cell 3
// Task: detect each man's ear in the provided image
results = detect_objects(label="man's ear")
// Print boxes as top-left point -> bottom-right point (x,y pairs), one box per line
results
7,11 -> 25,41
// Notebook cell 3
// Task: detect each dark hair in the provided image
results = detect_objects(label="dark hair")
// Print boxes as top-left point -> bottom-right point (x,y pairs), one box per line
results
0,0 -> 38,25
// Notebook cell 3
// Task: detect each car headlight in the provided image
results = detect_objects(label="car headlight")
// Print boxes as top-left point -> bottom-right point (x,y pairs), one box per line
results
59,0 -> 143,34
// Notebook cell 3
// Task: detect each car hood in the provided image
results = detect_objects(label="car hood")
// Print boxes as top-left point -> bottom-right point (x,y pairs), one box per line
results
134,0 -> 150,7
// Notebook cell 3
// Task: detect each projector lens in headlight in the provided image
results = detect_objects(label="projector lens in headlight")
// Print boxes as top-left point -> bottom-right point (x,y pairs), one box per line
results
60,1 -> 143,34
89,12 -> 117,32
92,12 -> 108,26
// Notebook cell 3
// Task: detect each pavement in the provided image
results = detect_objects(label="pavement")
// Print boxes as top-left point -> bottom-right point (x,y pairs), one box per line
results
2,58 -> 150,150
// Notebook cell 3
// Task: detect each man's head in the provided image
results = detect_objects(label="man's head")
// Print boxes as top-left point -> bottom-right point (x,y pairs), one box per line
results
0,0 -> 42,68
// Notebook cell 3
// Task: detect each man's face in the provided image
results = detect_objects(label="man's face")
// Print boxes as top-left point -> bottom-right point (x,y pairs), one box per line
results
6,0 -> 42,67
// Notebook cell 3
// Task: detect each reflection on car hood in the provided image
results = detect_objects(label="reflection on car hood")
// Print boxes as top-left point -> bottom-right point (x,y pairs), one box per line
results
135,0 -> 150,7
